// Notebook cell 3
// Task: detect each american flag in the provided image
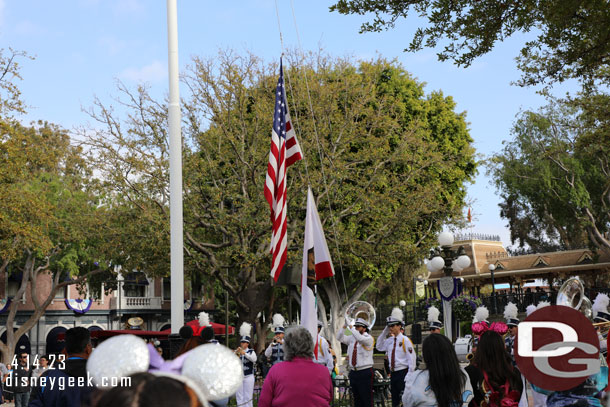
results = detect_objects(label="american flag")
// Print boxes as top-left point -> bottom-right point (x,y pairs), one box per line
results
264,60 -> 303,281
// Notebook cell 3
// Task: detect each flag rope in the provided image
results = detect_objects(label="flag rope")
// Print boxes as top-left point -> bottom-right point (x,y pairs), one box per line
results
288,0 -> 349,303
273,0 -> 348,303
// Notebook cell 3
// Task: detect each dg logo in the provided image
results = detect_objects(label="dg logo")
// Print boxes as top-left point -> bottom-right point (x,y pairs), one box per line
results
515,305 -> 601,391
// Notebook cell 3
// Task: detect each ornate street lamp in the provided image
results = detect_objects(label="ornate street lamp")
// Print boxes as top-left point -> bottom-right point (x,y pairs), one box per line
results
426,231 -> 472,341
427,231 -> 471,277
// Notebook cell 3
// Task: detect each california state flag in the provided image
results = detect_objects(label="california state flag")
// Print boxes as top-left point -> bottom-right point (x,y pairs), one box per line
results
301,187 -> 335,345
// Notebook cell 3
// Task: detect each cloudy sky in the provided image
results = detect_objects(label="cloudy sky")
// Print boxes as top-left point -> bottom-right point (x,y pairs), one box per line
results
0,0 -> 577,249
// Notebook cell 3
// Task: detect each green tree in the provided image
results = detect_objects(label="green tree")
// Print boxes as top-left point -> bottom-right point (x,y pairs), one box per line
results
330,0 -> 610,88
0,120 -> 111,363
489,95 -> 610,256
83,51 -> 476,351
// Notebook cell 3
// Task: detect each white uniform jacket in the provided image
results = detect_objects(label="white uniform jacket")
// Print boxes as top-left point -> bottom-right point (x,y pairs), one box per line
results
337,326 -> 374,370
376,327 -> 415,372
313,334 -> 334,373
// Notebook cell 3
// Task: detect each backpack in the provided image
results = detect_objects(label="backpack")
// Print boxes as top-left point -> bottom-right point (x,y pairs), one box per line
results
481,371 -> 520,407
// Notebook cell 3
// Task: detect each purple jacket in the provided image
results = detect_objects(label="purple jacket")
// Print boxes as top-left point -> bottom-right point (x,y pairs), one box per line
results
258,357 -> 332,407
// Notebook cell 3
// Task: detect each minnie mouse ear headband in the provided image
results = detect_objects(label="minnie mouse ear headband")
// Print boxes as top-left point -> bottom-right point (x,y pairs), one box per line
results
87,335 -> 244,404
471,321 -> 508,336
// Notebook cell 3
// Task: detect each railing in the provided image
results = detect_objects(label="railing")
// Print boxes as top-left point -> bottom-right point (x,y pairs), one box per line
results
377,303 -> 427,326
474,287 -> 610,315
110,296 -> 163,310
454,232 -> 501,242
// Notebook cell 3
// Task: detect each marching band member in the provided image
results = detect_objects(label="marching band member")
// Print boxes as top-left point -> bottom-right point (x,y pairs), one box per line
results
503,302 -> 519,364
376,308 -> 415,407
473,306 -> 490,326
338,318 -> 375,407
592,293 -> 610,357
427,305 -> 443,334
470,306 -> 491,345
264,314 -> 286,366
313,321 -> 334,374
235,322 -> 257,407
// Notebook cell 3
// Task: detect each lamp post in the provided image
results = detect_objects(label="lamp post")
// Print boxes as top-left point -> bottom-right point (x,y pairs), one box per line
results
489,264 -> 497,314
412,276 -> 426,323
425,231 -> 472,341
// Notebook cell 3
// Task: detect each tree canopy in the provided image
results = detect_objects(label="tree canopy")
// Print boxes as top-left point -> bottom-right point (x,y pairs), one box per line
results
0,119 -> 113,362
489,95 -> 610,255
83,51 -> 476,349
330,0 -> 610,88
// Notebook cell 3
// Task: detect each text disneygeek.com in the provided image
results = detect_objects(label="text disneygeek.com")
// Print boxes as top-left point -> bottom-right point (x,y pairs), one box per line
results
5,374 -> 132,390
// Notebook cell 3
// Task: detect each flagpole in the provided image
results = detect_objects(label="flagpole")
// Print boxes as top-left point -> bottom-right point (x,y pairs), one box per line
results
167,0 -> 184,334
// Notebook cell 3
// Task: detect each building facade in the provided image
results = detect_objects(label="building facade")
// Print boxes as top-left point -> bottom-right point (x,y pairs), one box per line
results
0,271 -> 215,358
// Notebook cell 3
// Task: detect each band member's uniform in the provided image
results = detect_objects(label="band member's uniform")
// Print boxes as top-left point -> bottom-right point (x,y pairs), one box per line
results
377,308 -> 415,407
264,313 -> 286,366
313,320 -> 334,373
337,318 -> 375,407
236,323 -> 257,407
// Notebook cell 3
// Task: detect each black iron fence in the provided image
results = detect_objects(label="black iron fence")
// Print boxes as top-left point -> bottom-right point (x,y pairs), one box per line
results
479,287 -> 610,315
377,303 -> 427,326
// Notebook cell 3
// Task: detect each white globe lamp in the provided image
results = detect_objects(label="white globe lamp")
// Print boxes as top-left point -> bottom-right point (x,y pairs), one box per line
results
456,254 -> 471,269
438,231 -> 454,247
430,256 -> 445,271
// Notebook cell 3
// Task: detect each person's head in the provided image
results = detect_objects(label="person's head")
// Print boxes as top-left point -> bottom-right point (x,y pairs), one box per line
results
472,331 -> 521,390
39,355 -> 49,368
284,326 -> 314,361
430,327 -> 441,334
65,327 -> 92,357
275,332 -> 285,340
175,336 -> 204,357
92,373 -> 204,407
18,352 -> 28,366
388,323 -> 402,336
508,324 -> 518,337
239,340 -> 249,350
200,326 -> 215,344
354,318 -> 369,333
422,334 -> 466,407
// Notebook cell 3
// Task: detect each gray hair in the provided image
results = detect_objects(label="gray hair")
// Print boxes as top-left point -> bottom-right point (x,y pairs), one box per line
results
283,326 -> 314,361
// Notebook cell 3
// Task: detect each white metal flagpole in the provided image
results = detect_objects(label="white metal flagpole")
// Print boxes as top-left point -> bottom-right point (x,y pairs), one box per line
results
167,0 -> 184,333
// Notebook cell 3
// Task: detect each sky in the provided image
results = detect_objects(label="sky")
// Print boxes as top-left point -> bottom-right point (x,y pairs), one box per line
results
0,0 -> 575,250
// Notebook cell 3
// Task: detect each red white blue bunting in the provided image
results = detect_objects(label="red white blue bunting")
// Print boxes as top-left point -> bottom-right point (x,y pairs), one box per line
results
65,299 -> 92,314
